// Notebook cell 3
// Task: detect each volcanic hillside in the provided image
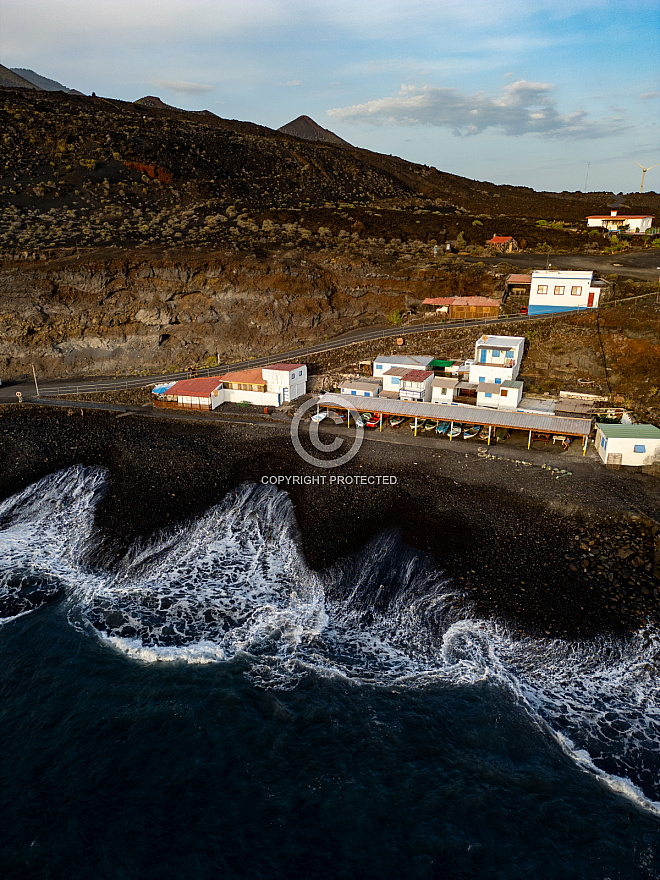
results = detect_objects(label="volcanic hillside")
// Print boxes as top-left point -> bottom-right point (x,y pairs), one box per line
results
2,86 -> 659,255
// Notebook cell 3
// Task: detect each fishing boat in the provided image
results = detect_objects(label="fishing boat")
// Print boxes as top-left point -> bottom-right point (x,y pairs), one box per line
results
447,423 -> 462,439
388,415 -> 406,428
495,427 -> 510,442
436,421 -> 450,435
409,419 -> 426,431
424,419 -> 438,432
462,424 -> 481,440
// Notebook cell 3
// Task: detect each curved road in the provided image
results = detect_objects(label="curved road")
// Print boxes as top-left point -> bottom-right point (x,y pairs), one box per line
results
1,249 -> 657,402
465,249 -> 660,282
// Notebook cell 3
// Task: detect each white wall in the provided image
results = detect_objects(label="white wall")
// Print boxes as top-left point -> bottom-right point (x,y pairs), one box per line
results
596,429 -> 660,466
529,271 -> 598,313
431,385 -> 454,404
587,217 -> 652,233
340,385 -> 379,397
468,363 -> 516,384
382,373 -> 404,393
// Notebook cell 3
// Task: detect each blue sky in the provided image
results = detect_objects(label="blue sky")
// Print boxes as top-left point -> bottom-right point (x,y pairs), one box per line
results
2,0 -> 658,192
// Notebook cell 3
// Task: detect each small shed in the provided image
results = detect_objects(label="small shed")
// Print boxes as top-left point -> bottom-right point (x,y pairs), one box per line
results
487,236 -> 518,253
339,380 -> 381,398
595,423 -> 660,467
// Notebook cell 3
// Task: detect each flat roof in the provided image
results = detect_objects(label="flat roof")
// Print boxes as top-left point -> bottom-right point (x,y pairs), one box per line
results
266,362 -> 304,371
430,359 -> 456,368
476,334 -> 524,347
340,381 -> 382,393
506,274 -> 532,284
596,423 -> 660,439
432,377 -> 459,388
374,355 -> 433,366
318,394 -> 593,437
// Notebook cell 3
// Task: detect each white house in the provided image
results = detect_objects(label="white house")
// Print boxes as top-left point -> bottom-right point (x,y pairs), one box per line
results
339,379 -> 381,398
586,210 -> 654,235
468,334 -> 525,385
431,376 -> 459,404
476,380 -> 524,409
156,377 -> 224,410
399,369 -> 434,402
527,270 -> 606,316
381,367 -> 410,396
373,355 -> 434,378
595,423 -> 660,467
261,363 -> 307,402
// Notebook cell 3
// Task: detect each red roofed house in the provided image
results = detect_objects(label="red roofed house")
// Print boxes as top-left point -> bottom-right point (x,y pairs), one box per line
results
158,376 -> 223,410
487,235 -> 518,253
399,369 -> 434,402
155,363 -> 307,409
422,296 -> 500,320
586,210 -> 654,234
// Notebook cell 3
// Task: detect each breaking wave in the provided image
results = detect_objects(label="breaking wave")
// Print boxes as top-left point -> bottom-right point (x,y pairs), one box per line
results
0,466 -> 659,813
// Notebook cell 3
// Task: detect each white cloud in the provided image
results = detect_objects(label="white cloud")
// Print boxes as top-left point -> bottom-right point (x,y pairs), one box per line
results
152,80 -> 212,94
285,80 -> 302,86
640,91 -> 660,100
328,80 -> 627,139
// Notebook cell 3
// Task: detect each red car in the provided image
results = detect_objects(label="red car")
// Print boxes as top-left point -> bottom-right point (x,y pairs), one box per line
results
365,415 -> 381,428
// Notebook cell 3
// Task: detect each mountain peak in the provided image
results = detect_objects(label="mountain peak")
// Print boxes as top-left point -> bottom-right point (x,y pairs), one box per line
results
278,115 -> 350,147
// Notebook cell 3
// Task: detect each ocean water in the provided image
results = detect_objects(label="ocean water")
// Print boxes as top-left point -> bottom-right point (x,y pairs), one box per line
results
0,466 -> 658,879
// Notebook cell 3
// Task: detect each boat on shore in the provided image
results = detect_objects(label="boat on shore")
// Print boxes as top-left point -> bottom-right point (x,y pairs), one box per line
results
436,421 -> 450,435
462,424 -> 481,440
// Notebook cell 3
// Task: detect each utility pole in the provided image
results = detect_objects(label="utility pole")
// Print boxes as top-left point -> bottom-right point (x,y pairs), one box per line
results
30,363 -> 40,397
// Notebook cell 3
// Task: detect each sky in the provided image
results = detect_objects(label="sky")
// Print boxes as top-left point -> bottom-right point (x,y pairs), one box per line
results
2,0 -> 659,193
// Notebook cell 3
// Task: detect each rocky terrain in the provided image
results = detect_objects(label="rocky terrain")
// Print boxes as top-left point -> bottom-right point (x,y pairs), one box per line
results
2,87 -> 660,256
0,86 -> 658,422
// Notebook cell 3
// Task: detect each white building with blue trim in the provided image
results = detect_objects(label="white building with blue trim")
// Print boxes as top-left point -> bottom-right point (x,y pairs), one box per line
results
595,423 -> 660,467
467,334 -> 525,385
528,270 -> 606,316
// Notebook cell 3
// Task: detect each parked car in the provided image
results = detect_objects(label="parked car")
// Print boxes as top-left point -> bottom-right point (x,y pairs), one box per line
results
365,415 -> 381,428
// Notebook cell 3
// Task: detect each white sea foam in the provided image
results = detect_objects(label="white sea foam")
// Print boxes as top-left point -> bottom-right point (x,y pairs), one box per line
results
0,466 -> 659,813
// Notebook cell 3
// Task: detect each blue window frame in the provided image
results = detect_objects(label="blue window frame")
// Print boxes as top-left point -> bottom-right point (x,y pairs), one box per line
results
492,349 -> 501,357
495,378 -> 501,384
479,376 -> 486,383
351,390 -> 356,395
600,437 -> 606,448
479,349 -> 487,363
392,377 -> 400,385
634,444 -> 646,453
507,350 -> 514,359
485,392 -> 492,398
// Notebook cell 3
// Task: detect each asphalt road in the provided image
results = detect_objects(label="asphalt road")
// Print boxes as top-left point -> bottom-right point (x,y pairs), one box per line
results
466,249 -> 660,281
0,249 -> 657,402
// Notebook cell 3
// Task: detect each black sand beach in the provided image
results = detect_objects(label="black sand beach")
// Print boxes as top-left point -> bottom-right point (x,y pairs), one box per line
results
0,404 -> 658,639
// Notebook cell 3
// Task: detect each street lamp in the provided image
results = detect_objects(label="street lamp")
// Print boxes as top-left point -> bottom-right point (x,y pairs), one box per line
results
30,363 -> 40,397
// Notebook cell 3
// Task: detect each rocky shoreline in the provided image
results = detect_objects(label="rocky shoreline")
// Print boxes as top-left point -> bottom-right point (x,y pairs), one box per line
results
0,404 -> 658,640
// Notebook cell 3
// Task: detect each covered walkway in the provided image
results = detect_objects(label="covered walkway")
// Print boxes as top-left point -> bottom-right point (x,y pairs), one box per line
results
317,393 -> 593,452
